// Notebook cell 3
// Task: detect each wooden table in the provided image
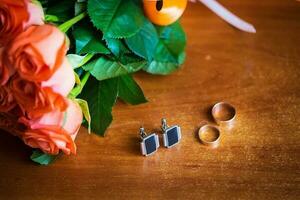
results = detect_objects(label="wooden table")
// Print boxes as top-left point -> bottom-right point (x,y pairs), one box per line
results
1,0 -> 300,199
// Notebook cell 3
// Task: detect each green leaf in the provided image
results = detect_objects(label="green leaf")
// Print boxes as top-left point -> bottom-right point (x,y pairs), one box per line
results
154,22 -> 186,63
118,74 -> 147,105
118,54 -> 144,64
79,77 -> 119,136
87,0 -> 144,38
105,38 -> 130,57
75,99 -> 91,133
143,22 -> 187,75
79,74 -> 147,135
30,149 -> 60,165
46,0 -> 74,22
83,57 -> 147,81
39,0 -> 48,7
45,14 -> 60,23
75,2 -> 87,15
143,59 -> 181,75
73,23 -> 110,55
125,20 -> 159,61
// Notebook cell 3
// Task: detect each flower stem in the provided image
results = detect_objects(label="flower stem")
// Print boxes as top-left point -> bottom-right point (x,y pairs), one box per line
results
80,72 -> 91,90
59,12 -> 87,33
79,54 -> 95,68
69,72 -> 91,98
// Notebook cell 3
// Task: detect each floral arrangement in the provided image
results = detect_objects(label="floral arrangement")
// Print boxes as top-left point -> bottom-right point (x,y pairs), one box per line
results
0,0 -> 254,165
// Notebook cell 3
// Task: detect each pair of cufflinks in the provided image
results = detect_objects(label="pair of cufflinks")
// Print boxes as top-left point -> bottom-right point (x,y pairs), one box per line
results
140,118 -> 182,156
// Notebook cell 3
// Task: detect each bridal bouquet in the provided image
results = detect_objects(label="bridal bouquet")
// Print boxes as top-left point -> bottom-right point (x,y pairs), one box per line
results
0,0 -> 254,165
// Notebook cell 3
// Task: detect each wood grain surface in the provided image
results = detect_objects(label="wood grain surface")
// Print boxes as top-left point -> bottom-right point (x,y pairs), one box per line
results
0,0 -> 300,199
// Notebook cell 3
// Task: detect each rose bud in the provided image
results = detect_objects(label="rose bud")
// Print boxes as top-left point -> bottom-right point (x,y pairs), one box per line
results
19,100 -> 83,155
0,0 -> 44,46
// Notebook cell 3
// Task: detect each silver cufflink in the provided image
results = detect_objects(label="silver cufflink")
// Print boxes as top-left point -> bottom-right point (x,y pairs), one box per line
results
161,118 -> 182,148
140,127 -> 160,156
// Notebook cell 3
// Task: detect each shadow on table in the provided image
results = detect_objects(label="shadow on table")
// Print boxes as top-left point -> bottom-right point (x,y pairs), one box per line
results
125,134 -> 142,156
0,131 -> 32,164
204,105 -> 215,123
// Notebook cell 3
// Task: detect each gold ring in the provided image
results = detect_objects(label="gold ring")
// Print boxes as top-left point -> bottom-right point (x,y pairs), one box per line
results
198,125 -> 220,148
212,102 -> 236,128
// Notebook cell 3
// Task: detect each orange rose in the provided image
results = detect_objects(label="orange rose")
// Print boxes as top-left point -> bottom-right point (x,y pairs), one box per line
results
7,24 -> 68,82
0,48 -> 14,85
10,76 -> 67,118
10,57 -> 75,118
19,100 -> 83,155
0,85 -> 16,112
0,0 -> 44,46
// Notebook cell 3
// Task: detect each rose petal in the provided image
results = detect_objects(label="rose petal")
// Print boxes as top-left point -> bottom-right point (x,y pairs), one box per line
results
42,57 -> 75,96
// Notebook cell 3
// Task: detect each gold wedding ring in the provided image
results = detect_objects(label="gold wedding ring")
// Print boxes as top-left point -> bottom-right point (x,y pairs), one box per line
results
198,125 -> 220,148
212,102 -> 236,128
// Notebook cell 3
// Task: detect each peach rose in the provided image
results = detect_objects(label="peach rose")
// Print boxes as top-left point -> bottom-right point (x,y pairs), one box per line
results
19,100 -> 83,155
10,58 -> 75,118
7,24 -> 68,82
41,58 -> 76,96
0,85 -> 16,112
0,0 -> 44,46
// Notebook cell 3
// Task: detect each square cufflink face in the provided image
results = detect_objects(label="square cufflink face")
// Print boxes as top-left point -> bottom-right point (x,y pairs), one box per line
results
163,126 -> 181,148
140,134 -> 160,156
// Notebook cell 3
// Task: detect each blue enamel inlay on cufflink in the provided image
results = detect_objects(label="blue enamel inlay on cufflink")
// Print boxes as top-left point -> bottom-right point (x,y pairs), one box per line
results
140,134 -> 159,156
163,126 -> 181,148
